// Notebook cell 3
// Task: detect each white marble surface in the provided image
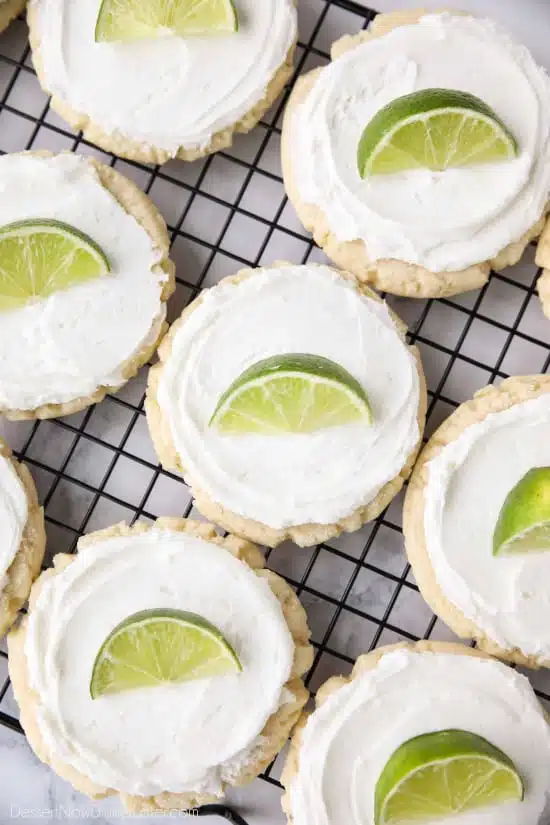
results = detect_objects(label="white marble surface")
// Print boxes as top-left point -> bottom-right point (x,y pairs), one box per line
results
1,1 -> 550,824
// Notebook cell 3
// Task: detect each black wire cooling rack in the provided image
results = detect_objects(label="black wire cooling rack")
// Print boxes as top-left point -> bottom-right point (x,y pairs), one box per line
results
2,0 -> 550,822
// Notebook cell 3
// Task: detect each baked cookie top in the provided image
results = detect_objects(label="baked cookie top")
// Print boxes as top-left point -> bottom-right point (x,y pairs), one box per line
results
286,645 -> 550,825
21,522 -> 299,797
418,384 -> 550,661
0,152 -> 170,414
29,0 -> 297,156
151,263 -> 422,531
288,12 -> 550,273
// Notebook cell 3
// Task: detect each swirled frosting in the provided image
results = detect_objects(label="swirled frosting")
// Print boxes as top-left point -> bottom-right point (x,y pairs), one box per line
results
424,393 -> 550,660
290,649 -> 550,825
155,265 -> 421,529
290,13 -> 550,271
30,0 -> 297,153
25,528 -> 294,795
0,153 -> 166,411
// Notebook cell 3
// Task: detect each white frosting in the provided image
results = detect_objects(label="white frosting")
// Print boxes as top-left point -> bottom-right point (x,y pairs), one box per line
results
290,649 -> 550,825
291,14 -> 550,272
156,265 -> 420,529
0,153 -> 166,411
30,0 -> 297,154
425,393 -> 550,660
0,455 -> 28,593
25,528 -> 294,796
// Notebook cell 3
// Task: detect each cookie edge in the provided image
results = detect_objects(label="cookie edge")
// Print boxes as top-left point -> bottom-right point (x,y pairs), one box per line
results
0,0 -> 26,34
27,2 -> 297,164
145,261 -> 428,548
280,9 -> 547,299
279,640 -> 516,824
0,150 -> 176,420
403,374 -> 550,669
0,439 -> 46,636
7,517 -> 313,813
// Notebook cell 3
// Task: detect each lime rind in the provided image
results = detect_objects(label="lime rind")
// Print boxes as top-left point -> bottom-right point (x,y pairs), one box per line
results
0,219 -> 110,312
209,353 -> 373,436
95,0 -> 238,43
375,729 -> 524,825
358,88 -> 518,178
90,608 -> 242,699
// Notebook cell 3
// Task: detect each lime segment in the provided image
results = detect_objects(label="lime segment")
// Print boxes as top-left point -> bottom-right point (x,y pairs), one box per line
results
493,467 -> 550,556
358,89 -> 518,178
209,353 -> 373,435
375,729 -> 524,825
90,608 -> 242,699
0,219 -> 110,312
95,0 -> 238,43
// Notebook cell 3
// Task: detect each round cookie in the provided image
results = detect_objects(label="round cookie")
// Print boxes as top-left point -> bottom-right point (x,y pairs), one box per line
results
146,262 -> 427,548
281,10 -> 550,298
27,0 -> 297,164
8,518 -> 313,814
0,0 -> 25,33
404,375 -> 550,668
0,151 -> 175,420
0,439 -> 45,637
281,641 -> 550,825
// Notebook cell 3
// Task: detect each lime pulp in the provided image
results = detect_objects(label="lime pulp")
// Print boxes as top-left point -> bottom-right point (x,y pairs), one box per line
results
90,608 -> 242,699
357,88 -> 518,178
209,353 -> 373,435
375,729 -> 524,825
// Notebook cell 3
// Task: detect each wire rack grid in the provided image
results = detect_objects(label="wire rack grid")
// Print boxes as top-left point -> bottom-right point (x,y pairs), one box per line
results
1,0 -> 550,821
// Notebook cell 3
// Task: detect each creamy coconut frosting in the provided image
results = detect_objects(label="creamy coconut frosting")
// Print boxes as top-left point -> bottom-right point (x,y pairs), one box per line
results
425,393 -> 550,660
0,455 -> 28,593
30,0 -> 297,154
291,13 -> 550,272
290,649 -> 550,825
156,265 -> 421,529
25,528 -> 295,796
0,153 -> 166,411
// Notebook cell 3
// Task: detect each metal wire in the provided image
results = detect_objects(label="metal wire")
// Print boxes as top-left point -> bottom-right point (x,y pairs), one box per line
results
1,0 -> 550,821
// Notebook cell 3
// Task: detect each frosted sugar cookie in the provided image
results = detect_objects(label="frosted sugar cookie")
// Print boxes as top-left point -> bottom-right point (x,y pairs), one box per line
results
0,152 -> 174,419
282,10 -> 550,298
282,641 -> 550,825
27,0 -> 297,164
404,375 -> 550,668
8,518 -> 312,813
0,0 -> 25,33
146,262 -> 427,548
0,440 -> 45,637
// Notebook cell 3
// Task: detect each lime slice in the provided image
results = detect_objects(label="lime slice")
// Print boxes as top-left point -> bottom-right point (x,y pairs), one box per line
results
358,89 -> 518,178
375,729 -> 524,825
95,0 -> 238,43
209,353 -> 372,436
493,467 -> 550,556
0,219 -> 110,312
90,608 -> 242,699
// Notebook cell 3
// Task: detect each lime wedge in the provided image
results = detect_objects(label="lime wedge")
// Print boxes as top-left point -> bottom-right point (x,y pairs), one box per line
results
358,89 -> 518,178
95,0 -> 238,43
375,729 -> 524,825
90,608 -> 242,699
0,219 -> 110,312
209,353 -> 372,436
493,467 -> 550,556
